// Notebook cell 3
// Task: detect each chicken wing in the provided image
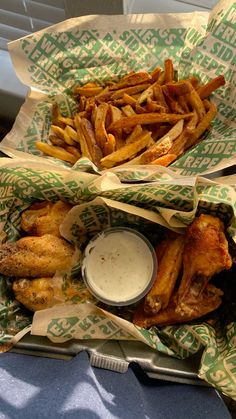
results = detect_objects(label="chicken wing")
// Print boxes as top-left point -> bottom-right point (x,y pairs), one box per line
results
134,284 -> 223,328
0,234 -> 75,278
12,276 -> 94,311
177,214 -> 232,315
21,200 -> 72,237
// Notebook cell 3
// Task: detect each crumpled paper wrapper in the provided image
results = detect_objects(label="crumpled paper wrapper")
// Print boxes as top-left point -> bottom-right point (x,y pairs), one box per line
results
0,0 -> 235,179
0,157 -> 236,399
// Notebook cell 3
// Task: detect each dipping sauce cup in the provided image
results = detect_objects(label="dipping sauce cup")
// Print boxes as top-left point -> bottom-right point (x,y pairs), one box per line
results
81,227 -> 157,306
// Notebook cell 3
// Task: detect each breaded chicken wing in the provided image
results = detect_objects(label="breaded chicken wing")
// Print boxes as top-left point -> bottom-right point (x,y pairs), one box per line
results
12,276 -> 94,311
0,234 -> 74,278
21,200 -> 72,237
177,214 -> 232,315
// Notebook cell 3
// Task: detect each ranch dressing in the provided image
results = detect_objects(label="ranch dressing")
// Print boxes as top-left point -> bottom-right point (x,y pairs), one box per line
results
82,228 -> 157,305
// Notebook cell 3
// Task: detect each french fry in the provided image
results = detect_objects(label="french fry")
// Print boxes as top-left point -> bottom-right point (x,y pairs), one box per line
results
100,132 -> 153,168
126,125 -> 143,144
65,146 -> 81,160
108,112 -> 192,131
164,58 -> 174,82
36,142 -> 77,164
139,119 -> 184,164
103,133 -> 116,156
121,104 -> 136,117
122,93 -> 137,106
162,86 -> 185,114
64,125 -> 79,142
185,82 -> 206,120
144,235 -> 185,314
153,85 -> 169,112
150,66 -> 161,83
185,100 -> 217,149
165,81 -> 193,96
49,135 -> 66,148
74,115 -> 93,161
197,75 -> 225,99
150,153 -> 177,166
79,118 -> 103,166
109,71 -> 151,90
74,84 -> 103,97
110,83 -> 151,100
169,111 -> 198,156
94,102 -> 109,149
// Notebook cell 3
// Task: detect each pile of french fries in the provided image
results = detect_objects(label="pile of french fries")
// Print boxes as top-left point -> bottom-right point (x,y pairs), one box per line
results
36,59 -> 225,168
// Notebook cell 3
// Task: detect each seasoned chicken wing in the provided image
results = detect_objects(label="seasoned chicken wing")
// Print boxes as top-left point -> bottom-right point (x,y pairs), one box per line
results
177,214 -> 232,315
21,200 -> 72,237
0,234 -> 75,278
133,284 -> 223,328
13,276 -> 94,311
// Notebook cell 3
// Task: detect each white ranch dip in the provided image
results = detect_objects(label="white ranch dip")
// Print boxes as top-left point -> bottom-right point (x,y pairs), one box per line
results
82,228 -> 157,305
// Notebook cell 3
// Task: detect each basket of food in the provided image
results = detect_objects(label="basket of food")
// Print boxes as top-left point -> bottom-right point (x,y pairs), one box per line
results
0,0 -> 235,181
0,158 -> 235,400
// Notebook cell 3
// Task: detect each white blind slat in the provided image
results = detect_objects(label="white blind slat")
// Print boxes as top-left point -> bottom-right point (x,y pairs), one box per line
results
0,0 -> 65,50
177,0 -> 218,9
31,0 -> 65,8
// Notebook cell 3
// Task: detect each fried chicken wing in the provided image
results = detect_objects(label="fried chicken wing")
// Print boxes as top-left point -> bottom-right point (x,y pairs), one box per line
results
21,200 -> 72,237
0,234 -> 75,278
134,284 -> 223,328
177,214 -> 232,315
12,277 -> 94,311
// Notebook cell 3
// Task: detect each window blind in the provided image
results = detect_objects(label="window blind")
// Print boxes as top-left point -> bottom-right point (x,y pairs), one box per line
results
0,0 -> 65,50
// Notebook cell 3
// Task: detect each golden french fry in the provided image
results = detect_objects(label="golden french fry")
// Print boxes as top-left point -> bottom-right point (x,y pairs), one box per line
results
122,93 -> 137,106
108,112 -> 192,131
121,104 -> 136,117
49,135 -> 65,148
146,100 -> 166,113
103,133 -> 116,156
164,58 -> 174,82
162,86 -> 185,114
169,111 -> 198,156
153,85 -> 169,112
74,115 -> 93,160
137,83 -> 155,104
79,117 -> 103,166
64,125 -> 79,142
36,142 -> 77,164
140,137 -> 173,164
126,125 -> 143,144
110,83 -> 151,100
185,100 -> 217,149
65,146 -> 81,160
94,102 -> 109,149
139,119 -> 184,164
165,81 -> 193,96
150,153 -> 177,166
51,125 -> 65,139
150,66 -> 161,83
144,236 -> 185,314
185,82 -> 206,120
74,85 -> 103,97
197,75 -> 225,99
109,71 -> 151,90
109,105 -> 124,149
100,132 -> 153,168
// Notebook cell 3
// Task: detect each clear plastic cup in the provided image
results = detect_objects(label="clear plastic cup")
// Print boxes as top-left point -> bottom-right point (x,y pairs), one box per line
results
81,227 -> 157,306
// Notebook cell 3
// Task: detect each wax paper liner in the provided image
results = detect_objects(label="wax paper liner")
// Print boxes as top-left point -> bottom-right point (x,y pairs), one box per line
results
0,0 -> 235,180
0,157 -> 236,398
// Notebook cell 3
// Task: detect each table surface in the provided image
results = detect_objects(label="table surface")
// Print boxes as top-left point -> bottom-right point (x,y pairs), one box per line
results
0,351 -> 232,419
